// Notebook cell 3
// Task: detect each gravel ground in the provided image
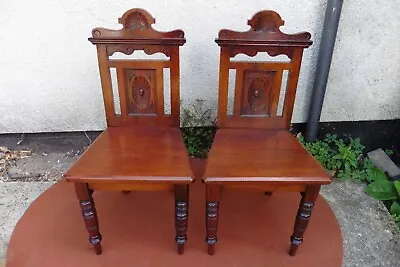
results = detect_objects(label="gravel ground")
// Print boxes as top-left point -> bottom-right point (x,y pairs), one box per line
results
321,180 -> 400,266
0,133 -> 399,266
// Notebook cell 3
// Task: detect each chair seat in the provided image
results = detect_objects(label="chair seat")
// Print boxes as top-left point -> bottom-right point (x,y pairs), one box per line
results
203,129 -> 331,184
64,127 -> 193,184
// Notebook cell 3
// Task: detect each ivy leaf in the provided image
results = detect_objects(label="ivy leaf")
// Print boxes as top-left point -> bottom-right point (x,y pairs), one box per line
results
394,181 -> 400,196
365,180 -> 397,200
390,202 -> 400,216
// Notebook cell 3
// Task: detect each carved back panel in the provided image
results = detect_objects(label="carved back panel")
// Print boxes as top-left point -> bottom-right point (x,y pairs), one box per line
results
89,8 -> 185,127
216,10 -> 312,130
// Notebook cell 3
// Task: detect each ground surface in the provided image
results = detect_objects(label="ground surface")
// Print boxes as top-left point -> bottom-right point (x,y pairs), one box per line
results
0,133 -> 399,266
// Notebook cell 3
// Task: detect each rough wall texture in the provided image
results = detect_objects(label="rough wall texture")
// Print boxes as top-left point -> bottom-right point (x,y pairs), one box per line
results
0,0 -> 399,133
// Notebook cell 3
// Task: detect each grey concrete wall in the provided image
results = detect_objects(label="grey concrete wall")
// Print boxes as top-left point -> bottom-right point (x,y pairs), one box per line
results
0,0 -> 399,133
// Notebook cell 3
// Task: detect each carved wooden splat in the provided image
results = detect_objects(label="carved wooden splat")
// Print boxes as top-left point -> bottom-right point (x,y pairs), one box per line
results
124,69 -> 157,115
241,70 -> 275,116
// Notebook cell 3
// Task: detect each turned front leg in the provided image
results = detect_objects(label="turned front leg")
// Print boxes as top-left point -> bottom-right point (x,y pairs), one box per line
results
289,185 -> 320,256
75,183 -> 102,255
205,184 -> 222,255
175,184 -> 189,254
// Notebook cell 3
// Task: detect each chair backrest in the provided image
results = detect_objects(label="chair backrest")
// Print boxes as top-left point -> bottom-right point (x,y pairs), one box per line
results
89,8 -> 185,127
215,10 -> 312,130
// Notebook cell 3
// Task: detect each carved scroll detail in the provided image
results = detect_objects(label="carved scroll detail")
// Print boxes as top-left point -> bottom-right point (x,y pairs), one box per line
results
107,45 -> 135,56
119,10 -> 154,30
106,45 -> 171,57
216,10 -> 312,58
89,8 -> 186,54
247,10 -> 285,32
229,46 -> 294,59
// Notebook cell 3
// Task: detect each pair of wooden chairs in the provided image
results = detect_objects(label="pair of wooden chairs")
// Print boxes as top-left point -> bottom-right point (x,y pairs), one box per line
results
64,8 -> 331,257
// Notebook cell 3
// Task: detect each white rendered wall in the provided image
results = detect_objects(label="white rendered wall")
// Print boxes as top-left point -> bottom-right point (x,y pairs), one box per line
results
0,0 -> 399,133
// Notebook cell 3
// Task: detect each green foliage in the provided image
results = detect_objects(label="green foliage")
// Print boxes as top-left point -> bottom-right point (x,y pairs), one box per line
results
365,180 -> 397,200
385,149 -> 394,155
299,134 -> 400,229
393,214 -> 400,229
390,201 -> 400,228
181,99 -> 216,158
394,181 -> 400,195
363,159 -> 388,183
390,202 -> 400,216
298,134 -> 383,182
365,178 -> 400,229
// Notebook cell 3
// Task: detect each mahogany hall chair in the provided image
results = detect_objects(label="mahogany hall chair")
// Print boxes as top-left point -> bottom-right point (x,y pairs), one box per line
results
63,9 -> 193,255
203,10 -> 332,256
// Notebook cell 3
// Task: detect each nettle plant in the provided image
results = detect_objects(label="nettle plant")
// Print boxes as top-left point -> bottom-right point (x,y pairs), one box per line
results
299,134 -> 400,228
298,134 -> 388,181
181,99 -> 217,158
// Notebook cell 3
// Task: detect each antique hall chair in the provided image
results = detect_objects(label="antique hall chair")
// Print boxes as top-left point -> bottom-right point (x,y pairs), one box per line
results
64,9 -> 193,255
203,11 -> 332,256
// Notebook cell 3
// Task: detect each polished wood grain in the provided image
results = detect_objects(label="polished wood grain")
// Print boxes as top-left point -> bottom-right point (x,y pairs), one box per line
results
65,127 -> 193,183
64,9 -> 191,255
226,184 -> 305,192
204,129 -> 330,184
204,10 -> 331,256
89,183 -> 174,192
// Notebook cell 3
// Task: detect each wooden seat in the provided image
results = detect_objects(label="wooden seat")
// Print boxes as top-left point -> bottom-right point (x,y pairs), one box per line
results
203,11 -> 332,256
65,127 -> 192,184
205,129 -> 330,184
63,9 -> 192,255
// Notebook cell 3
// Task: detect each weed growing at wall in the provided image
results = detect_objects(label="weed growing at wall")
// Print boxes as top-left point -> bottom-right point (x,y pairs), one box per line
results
181,99 -> 216,158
